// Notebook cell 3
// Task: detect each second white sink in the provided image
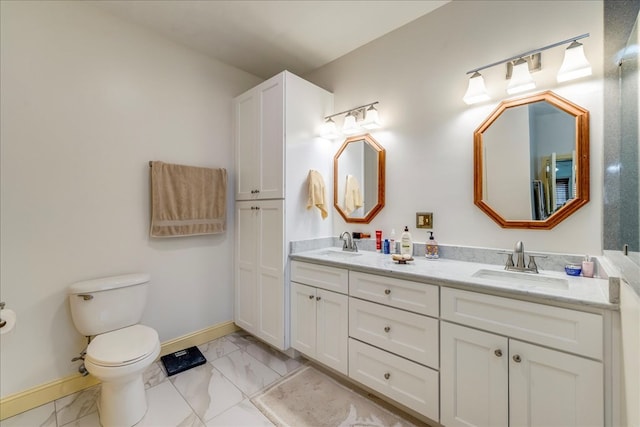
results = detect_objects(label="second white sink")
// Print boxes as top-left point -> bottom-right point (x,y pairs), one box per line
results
472,269 -> 569,290
317,249 -> 363,259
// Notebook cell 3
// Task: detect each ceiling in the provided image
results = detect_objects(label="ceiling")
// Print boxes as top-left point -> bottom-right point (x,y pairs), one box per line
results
92,1 -> 449,79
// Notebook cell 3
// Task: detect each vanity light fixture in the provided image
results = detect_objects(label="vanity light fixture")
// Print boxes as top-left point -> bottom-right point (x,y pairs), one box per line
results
463,33 -> 591,104
506,58 -> 536,94
557,40 -> 592,82
321,101 -> 381,139
463,72 -> 491,105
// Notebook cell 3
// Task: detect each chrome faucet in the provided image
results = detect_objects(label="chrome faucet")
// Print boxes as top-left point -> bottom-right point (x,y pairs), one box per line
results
503,241 -> 545,273
340,231 -> 358,252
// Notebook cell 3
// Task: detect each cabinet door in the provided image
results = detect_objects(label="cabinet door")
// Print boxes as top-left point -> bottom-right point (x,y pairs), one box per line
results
234,90 -> 260,200
256,199 -> 285,349
290,282 -> 317,356
440,322 -> 508,427
509,340 -> 603,427
234,201 -> 258,333
234,74 -> 284,200
316,289 -> 348,375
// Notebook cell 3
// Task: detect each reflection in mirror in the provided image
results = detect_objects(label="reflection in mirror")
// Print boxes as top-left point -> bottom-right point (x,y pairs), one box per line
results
334,134 -> 385,223
474,91 -> 589,229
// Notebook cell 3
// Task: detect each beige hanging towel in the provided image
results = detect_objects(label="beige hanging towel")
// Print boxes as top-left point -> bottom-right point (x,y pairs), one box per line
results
150,161 -> 227,237
344,174 -> 363,215
306,169 -> 328,219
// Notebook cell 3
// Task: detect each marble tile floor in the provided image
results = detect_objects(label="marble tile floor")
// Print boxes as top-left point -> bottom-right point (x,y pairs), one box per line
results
2,332 -> 305,427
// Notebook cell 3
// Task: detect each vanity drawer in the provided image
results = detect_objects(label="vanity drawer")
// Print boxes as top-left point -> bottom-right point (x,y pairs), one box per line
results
349,338 -> 439,421
349,271 -> 438,316
441,287 -> 603,359
349,298 -> 439,368
291,260 -> 348,294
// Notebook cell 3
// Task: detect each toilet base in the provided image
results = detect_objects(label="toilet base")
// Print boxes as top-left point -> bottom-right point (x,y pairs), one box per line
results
98,376 -> 147,427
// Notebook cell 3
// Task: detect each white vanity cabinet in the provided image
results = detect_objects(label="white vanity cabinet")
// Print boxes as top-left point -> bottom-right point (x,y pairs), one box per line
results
440,287 -> 604,427
347,272 -> 440,421
233,72 -> 333,350
290,261 -> 349,374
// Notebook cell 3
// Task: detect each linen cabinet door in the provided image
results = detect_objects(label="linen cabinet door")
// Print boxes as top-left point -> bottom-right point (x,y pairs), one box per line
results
315,289 -> 348,375
509,340 -> 603,427
440,322 -> 508,427
234,90 -> 260,200
256,200 -> 285,349
290,282 -> 317,357
234,201 -> 258,333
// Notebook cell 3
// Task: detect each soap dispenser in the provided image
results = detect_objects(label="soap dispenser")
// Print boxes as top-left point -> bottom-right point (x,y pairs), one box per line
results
400,226 -> 413,256
425,231 -> 439,259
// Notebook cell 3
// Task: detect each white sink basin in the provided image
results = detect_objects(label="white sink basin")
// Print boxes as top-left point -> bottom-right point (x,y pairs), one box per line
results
317,249 -> 363,258
472,269 -> 569,290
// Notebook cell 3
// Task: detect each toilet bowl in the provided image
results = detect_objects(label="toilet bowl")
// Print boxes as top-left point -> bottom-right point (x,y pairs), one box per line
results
68,274 -> 160,427
85,325 -> 160,427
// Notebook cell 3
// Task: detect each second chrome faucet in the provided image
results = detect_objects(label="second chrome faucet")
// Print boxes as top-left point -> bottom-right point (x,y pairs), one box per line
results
340,231 -> 358,252
503,241 -> 544,273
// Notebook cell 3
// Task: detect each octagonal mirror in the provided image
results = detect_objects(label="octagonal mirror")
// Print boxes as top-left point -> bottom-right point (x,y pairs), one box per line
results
474,91 -> 589,229
334,134 -> 385,223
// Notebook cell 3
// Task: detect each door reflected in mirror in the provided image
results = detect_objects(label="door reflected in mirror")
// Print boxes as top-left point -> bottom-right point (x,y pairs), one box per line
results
334,134 -> 385,223
474,91 -> 589,229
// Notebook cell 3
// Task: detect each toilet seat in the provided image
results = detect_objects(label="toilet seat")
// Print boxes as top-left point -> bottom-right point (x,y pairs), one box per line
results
87,324 -> 159,367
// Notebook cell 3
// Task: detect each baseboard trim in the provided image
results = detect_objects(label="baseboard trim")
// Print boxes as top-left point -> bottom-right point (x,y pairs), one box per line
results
0,320 -> 239,421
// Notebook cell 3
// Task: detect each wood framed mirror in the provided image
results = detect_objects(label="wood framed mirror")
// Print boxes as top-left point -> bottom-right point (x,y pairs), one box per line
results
334,134 -> 385,223
474,91 -> 589,229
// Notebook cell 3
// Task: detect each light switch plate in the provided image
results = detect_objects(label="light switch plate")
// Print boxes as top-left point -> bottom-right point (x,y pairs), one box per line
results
416,212 -> 433,229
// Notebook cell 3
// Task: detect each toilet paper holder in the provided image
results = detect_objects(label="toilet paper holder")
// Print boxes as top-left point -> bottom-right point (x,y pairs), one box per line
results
0,302 -> 6,328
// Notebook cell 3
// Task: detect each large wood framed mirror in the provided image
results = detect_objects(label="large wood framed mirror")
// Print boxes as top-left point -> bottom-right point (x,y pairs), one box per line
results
474,91 -> 589,229
334,134 -> 385,223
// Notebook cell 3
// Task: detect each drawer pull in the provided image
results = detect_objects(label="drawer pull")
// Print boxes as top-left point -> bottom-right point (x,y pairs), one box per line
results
316,296 -> 321,301
384,289 -> 391,295
384,326 -> 391,333
494,349 -> 502,357
308,295 -> 314,300
513,354 -> 522,363
384,372 -> 391,380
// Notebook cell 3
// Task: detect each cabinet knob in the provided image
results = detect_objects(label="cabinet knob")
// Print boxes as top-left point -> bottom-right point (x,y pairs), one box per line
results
494,349 -> 503,357
384,326 -> 391,333
316,296 -> 321,301
513,354 -> 522,363
308,295 -> 314,300
384,372 -> 391,380
384,289 -> 391,295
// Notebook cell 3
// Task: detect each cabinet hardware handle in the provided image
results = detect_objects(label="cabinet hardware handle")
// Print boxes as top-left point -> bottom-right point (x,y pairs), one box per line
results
384,289 -> 391,295
308,295 -> 314,300
384,326 -> 391,333
384,372 -> 390,380
77,294 -> 93,301
494,349 -> 502,357
316,296 -> 321,301
513,354 -> 522,363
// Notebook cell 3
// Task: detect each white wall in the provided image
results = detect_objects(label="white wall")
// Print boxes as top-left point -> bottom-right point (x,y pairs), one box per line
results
307,0 -> 604,255
0,1 -> 261,397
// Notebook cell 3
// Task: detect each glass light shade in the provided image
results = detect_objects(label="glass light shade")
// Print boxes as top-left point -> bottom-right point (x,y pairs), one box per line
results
507,58 -> 536,94
342,112 -> 361,135
319,118 -> 341,139
557,41 -> 592,82
463,72 -> 490,105
360,105 -> 381,129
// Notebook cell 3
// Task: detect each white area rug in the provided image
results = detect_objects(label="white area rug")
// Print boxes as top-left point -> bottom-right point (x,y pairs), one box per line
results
251,366 -> 418,427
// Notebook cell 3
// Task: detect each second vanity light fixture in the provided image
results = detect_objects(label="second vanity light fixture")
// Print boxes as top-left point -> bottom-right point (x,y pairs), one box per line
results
463,33 -> 592,105
320,102 -> 381,139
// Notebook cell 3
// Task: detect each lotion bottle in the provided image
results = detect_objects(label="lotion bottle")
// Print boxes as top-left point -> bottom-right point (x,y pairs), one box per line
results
425,231 -> 439,259
400,226 -> 413,257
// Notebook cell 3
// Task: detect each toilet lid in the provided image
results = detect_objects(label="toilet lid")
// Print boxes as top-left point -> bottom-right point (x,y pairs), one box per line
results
87,324 -> 159,367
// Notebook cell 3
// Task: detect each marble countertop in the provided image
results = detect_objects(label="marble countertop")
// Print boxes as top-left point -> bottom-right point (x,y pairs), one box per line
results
290,247 -> 617,311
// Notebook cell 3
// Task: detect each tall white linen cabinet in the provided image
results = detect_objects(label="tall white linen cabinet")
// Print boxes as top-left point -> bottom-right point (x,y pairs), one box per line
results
233,71 -> 334,350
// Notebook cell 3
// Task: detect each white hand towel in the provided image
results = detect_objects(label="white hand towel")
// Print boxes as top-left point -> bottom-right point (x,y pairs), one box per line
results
306,170 -> 328,219
344,174 -> 363,215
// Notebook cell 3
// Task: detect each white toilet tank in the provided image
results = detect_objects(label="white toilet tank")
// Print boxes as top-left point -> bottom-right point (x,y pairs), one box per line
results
68,273 -> 151,337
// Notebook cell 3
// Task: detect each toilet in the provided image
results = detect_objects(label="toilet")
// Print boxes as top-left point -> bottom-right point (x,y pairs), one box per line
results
68,273 -> 160,427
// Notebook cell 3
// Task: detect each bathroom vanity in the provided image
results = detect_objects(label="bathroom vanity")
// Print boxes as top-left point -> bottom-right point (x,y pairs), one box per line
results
289,248 -> 618,427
